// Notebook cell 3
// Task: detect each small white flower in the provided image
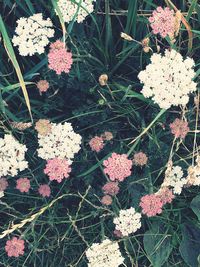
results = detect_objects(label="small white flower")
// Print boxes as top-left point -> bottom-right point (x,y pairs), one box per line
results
57,0 -> 95,23
0,135 -> 28,177
12,13 -> 54,56
113,207 -> 142,236
138,49 -> 197,109
86,239 -> 124,267
37,122 -> 82,161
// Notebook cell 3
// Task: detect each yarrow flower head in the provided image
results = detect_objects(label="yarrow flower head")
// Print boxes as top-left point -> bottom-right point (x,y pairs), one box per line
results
5,237 -> 25,257
38,184 -> 51,197
12,13 -> 54,56
170,118 -> 190,139
86,239 -> 124,267
103,153 -> 133,182
102,182 -> 119,196
162,165 -> 187,194
149,7 -> 176,38
156,187 -> 175,205
89,136 -> 104,152
140,194 -> 163,217
37,122 -> 82,163
133,152 -> 148,166
0,178 -> 8,192
0,135 -> 28,177
36,80 -> 49,93
44,158 -> 71,183
113,207 -> 142,236
57,0 -> 95,23
138,49 -> 197,109
48,40 -> 73,75
101,195 -> 112,206
16,178 -> 30,193
35,119 -> 52,136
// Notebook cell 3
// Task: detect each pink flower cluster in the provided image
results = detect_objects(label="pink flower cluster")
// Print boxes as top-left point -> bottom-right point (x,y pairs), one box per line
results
103,153 -> 132,182
0,177 -> 8,191
16,178 -> 31,193
38,184 -> 51,197
139,188 -> 175,217
44,157 -> 71,183
5,237 -> 25,257
48,40 -> 73,75
149,6 -> 176,38
170,118 -> 190,139
133,152 -> 148,166
36,80 -> 49,93
101,195 -> 112,206
101,182 -> 119,206
89,136 -> 104,152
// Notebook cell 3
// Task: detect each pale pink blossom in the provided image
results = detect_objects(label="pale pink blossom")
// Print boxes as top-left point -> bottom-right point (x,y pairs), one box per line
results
5,237 -> 25,257
157,188 -> 175,205
140,194 -> 163,217
149,6 -> 176,38
0,178 -> 8,191
133,152 -> 148,166
16,178 -> 30,193
48,40 -> 73,75
38,184 -> 51,197
44,158 -> 71,183
36,80 -> 49,93
103,153 -> 133,182
102,182 -> 119,196
89,136 -> 104,152
101,195 -> 112,206
170,118 -> 190,139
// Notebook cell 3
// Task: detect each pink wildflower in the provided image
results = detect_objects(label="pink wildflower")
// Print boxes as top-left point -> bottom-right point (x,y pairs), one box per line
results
114,229 -> 123,238
103,153 -> 133,182
16,178 -> 30,193
133,152 -> 148,166
101,131 -> 113,141
5,237 -> 25,257
170,118 -> 190,139
44,158 -> 71,183
38,184 -> 51,197
149,6 -> 176,38
102,182 -> 119,196
36,80 -> 49,93
0,178 -> 8,191
101,195 -> 112,206
48,40 -> 73,75
89,136 -> 104,152
157,188 -> 175,205
140,194 -> 163,217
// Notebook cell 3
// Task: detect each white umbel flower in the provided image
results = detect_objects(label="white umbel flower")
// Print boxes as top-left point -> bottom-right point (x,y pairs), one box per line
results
113,207 -> 142,236
186,156 -> 200,186
57,0 -> 95,23
138,49 -> 197,109
162,165 -> 187,194
0,135 -> 28,177
37,122 -> 82,163
86,239 -> 124,267
12,13 -> 54,56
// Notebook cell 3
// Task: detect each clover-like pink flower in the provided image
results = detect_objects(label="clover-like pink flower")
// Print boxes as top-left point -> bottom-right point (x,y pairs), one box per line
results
102,182 -> 119,196
0,177 -> 8,191
101,195 -> 112,206
44,158 -> 71,183
48,40 -> 73,75
149,6 -> 176,38
140,194 -> 163,217
170,118 -> 190,139
89,136 -> 104,152
103,153 -> 133,182
16,178 -> 30,193
157,188 -> 175,205
5,237 -> 25,257
38,184 -> 51,197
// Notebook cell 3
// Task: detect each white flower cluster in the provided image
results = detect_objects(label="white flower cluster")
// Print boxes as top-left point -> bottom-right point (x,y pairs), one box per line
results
138,49 -> 197,109
113,207 -> 142,236
57,0 -> 95,23
12,13 -> 54,56
0,135 -> 28,177
163,165 -> 187,194
186,156 -> 200,186
86,239 -> 124,267
37,122 -> 82,163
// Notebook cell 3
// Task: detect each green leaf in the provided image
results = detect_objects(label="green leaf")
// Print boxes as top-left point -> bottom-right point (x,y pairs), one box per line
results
179,223 -> 200,267
190,194 -> 200,221
143,224 -> 173,267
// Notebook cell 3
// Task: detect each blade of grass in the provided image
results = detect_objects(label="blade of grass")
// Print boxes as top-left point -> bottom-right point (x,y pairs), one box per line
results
0,15 -> 33,122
